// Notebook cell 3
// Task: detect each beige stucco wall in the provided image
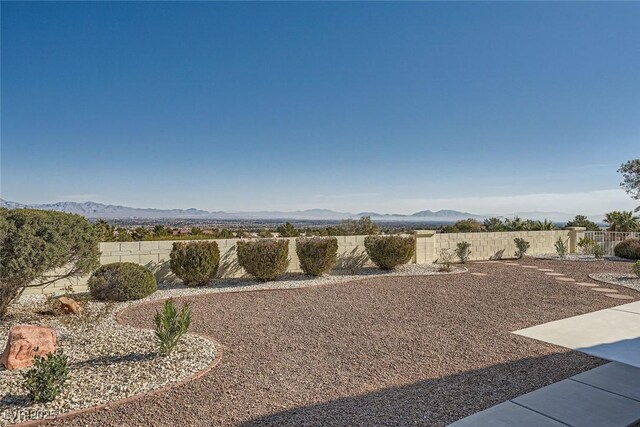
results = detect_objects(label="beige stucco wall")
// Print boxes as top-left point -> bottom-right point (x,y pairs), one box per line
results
431,230 -> 573,261
23,229 -> 583,295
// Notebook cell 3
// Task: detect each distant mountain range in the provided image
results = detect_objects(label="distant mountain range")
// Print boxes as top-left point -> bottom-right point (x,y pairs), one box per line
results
0,199 -> 600,223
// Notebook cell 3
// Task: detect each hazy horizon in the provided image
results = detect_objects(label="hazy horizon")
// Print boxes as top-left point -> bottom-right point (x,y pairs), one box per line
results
2,189 -> 635,218
2,3 -> 639,214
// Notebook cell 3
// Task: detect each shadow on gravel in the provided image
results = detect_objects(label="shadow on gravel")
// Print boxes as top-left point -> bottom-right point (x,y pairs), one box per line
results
239,351 -> 603,427
72,352 -> 157,368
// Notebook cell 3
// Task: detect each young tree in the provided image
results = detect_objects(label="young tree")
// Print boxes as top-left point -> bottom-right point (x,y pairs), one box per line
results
565,215 -> 601,231
276,222 -> 300,237
338,216 -> 380,235
93,219 -> 115,242
619,159 -> 640,212
0,209 -> 100,318
443,218 -> 484,233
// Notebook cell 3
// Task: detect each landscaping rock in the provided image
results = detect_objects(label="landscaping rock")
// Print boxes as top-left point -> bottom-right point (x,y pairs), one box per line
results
1,325 -> 57,370
58,296 -> 82,314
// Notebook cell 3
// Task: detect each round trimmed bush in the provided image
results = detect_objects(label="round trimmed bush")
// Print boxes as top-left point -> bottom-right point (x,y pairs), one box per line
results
364,235 -> 415,270
296,237 -> 338,276
169,241 -> 220,286
236,239 -> 289,282
614,238 -> 640,260
88,262 -> 156,301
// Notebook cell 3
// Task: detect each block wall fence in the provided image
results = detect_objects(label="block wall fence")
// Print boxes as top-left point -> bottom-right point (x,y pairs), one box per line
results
25,228 -> 586,295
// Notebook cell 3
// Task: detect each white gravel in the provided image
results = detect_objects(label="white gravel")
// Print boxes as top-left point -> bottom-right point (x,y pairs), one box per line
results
0,263 -> 464,425
589,272 -> 640,292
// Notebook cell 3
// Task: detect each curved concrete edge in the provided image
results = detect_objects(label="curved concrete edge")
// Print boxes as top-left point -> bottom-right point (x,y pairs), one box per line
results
10,266 -> 468,426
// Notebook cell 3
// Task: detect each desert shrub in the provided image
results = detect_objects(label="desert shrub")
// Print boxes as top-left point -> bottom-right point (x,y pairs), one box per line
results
22,348 -> 70,403
614,238 -> 640,260
169,241 -> 220,286
236,239 -> 290,281
364,235 -> 415,270
555,238 -> 568,258
437,248 -> 455,272
454,241 -> 471,263
633,261 -> 640,278
593,243 -> 604,259
155,299 -> 191,354
0,208 -> 100,319
514,238 -> 530,259
88,262 -> 157,301
577,237 -> 597,255
296,237 -> 338,276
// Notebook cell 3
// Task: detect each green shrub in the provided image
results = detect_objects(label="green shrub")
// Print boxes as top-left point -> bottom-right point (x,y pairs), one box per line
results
22,348 -> 70,403
277,222 -> 300,237
364,235 -> 415,270
169,241 -> 220,286
296,237 -> 338,276
154,299 -> 191,354
555,238 -> 568,258
0,208 -> 99,319
593,243 -> 604,259
633,261 -> 640,278
514,238 -> 530,259
454,241 -> 472,263
614,238 -> 640,260
88,262 -> 157,301
577,237 -> 597,255
236,239 -> 290,281
437,248 -> 455,272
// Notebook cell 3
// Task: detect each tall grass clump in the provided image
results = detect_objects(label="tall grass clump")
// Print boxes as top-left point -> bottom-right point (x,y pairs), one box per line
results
154,299 -> 191,354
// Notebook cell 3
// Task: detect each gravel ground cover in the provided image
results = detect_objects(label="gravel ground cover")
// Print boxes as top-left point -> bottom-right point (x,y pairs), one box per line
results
533,253 -> 603,261
0,298 -> 217,427
590,272 -> 640,292
0,264 -> 462,426
41,259 -> 637,427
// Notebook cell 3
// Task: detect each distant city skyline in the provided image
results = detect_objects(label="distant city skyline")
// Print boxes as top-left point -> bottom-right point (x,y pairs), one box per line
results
1,2 -> 639,214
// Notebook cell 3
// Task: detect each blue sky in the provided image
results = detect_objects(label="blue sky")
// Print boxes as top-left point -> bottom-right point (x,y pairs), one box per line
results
1,2 -> 639,214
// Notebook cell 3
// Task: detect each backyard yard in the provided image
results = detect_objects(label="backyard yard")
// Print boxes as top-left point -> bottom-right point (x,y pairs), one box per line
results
34,259 -> 637,427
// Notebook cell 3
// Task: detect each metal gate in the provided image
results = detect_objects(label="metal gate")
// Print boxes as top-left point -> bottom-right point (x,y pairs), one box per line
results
583,231 -> 640,256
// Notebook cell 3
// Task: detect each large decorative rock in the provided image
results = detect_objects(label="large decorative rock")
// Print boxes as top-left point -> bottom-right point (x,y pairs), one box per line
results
1,325 -> 57,370
57,296 -> 82,315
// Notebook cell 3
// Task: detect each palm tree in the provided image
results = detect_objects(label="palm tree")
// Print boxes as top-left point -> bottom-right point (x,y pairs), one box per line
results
483,217 -> 505,232
604,211 -> 640,232
532,219 -> 555,230
505,216 -> 527,231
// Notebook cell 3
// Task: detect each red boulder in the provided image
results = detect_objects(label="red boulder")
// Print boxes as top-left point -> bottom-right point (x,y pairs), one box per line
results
1,325 -> 57,370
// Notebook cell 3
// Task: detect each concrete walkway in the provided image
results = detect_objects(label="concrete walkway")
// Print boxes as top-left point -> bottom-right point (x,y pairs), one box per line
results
449,362 -> 640,426
514,301 -> 640,368
451,301 -> 640,426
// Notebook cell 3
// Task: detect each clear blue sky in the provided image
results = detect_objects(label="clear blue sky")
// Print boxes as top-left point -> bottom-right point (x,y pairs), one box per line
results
1,2 -> 639,214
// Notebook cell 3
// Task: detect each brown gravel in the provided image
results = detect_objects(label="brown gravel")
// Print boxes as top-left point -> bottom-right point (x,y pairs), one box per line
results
50,259 -> 638,427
